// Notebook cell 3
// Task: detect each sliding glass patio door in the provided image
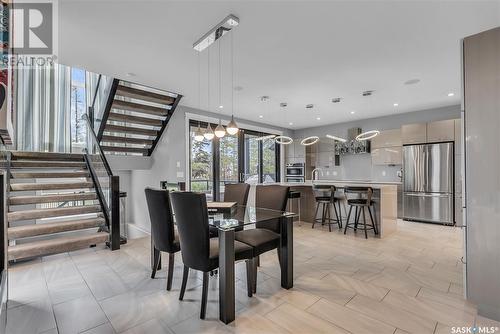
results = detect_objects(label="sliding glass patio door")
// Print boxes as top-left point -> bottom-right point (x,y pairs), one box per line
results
189,120 -> 280,201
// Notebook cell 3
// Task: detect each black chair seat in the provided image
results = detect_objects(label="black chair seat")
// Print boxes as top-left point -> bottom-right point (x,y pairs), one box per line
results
235,229 -> 280,257
208,238 -> 253,268
347,199 -> 374,206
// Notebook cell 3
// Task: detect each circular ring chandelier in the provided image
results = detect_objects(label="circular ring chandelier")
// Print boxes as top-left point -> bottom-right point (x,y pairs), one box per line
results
355,130 -> 380,141
300,136 -> 320,146
275,135 -> 293,145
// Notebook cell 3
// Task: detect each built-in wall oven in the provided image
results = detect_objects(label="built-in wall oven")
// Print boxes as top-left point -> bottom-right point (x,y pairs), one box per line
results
285,163 -> 305,183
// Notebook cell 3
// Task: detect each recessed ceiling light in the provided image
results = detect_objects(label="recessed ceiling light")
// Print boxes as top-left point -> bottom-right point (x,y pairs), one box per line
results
219,105 -> 224,109
316,117 -> 321,121
259,115 -> 263,118
331,98 -> 342,103
393,103 -> 399,107
350,111 -> 356,114
289,122 -> 293,126
404,79 -> 420,85
448,92 -> 455,97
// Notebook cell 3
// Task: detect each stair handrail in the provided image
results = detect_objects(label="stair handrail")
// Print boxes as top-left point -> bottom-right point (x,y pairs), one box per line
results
82,114 -> 120,250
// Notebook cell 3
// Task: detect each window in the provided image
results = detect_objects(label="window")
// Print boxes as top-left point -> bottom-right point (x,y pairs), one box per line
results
189,120 -> 281,201
70,68 -> 87,152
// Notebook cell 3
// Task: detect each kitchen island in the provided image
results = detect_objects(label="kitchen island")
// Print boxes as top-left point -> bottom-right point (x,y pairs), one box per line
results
248,181 -> 399,238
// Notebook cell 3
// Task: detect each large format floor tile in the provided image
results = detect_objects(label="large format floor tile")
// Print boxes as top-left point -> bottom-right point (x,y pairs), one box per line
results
7,220 -> 492,334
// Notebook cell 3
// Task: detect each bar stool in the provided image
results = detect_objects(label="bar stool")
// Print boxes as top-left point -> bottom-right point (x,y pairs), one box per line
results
288,190 -> 301,225
312,185 -> 341,232
343,186 -> 378,239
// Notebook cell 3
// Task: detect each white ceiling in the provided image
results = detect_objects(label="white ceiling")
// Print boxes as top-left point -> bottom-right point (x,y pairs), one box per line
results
58,0 -> 500,130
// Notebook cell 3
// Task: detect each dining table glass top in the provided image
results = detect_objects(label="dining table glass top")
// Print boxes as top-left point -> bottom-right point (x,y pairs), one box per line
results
208,205 -> 296,231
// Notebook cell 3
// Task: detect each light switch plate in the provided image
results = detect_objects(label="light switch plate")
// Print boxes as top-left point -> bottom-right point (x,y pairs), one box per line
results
176,171 -> 184,178
176,161 -> 181,168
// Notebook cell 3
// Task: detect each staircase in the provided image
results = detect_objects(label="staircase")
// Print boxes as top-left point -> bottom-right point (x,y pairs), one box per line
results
96,79 -> 182,156
6,151 -> 110,261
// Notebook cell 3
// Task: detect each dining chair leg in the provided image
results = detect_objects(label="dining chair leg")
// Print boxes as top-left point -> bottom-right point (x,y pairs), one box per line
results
151,248 -> 160,279
344,206 -> 352,235
166,253 -> 175,291
256,255 -> 260,267
362,206 -> 368,239
179,265 -> 189,300
245,260 -> 253,298
200,272 -> 209,319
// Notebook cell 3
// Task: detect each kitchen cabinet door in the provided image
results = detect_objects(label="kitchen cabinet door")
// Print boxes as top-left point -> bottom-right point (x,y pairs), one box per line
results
427,119 -> 455,143
401,123 -> 427,144
371,129 -> 402,148
371,147 -> 402,165
294,139 -> 305,160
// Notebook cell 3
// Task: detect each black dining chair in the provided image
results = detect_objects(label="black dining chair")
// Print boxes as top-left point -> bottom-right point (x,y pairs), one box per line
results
223,183 -> 250,205
235,184 -> 290,292
144,188 -> 180,291
169,191 -> 254,319
210,183 -> 251,238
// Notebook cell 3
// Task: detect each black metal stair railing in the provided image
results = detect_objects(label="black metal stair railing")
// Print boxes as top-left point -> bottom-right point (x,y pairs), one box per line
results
82,113 -> 121,250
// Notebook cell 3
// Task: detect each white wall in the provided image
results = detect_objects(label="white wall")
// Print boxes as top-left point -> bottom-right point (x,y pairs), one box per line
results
125,105 -> 290,235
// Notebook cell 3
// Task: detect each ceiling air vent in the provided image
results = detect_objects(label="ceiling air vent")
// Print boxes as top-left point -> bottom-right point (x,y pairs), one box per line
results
305,104 -> 314,109
362,90 -> 374,96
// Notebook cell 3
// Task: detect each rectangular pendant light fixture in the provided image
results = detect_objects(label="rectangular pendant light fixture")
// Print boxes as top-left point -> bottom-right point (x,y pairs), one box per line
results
193,14 -> 239,52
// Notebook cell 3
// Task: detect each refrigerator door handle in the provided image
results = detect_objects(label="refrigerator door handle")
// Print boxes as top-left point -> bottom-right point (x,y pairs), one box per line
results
404,192 -> 451,198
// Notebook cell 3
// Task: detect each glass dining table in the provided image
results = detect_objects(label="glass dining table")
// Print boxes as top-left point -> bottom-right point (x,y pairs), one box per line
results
209,205 -> 296,324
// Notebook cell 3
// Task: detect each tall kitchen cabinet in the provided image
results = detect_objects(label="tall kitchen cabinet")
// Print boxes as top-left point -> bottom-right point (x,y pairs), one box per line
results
371,129 -> 402,165
463,27 -> 500,321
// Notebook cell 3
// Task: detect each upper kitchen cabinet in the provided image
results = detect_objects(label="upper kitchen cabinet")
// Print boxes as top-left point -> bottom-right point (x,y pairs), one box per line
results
401,123 -> 427,144
294,139 -> 306,159
371,129 -> 402,148
427,119 -> 455,143
372,147 -> 402,165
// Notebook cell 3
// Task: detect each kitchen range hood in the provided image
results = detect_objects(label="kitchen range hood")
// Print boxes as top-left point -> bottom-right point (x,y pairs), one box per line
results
334,127 -> 371,155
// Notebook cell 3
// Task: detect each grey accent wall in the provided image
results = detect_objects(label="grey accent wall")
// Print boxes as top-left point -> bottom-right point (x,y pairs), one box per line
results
125,105 -> 290,235
293,105 -> 461,182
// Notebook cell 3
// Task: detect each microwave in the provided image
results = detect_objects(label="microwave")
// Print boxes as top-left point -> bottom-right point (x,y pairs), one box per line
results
285,163 -> 305,177
286,177 -> 305,183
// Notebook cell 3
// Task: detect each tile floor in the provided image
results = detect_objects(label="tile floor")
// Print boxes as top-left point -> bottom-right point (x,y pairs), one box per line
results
6,220 -> 500,334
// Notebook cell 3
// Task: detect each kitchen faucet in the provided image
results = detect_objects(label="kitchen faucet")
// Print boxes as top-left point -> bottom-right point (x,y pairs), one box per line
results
312,168 -> 323,181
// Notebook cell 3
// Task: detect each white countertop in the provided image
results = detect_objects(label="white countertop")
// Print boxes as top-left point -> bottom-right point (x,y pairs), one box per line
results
267,180 -> 400,188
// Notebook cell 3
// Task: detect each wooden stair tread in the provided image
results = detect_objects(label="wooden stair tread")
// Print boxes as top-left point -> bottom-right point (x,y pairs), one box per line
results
115,85 -> 175,105
11,161 -> 87,168
9,192 -> 97,205
101,146 -> 149,154
11,181 -> 94,192
10,151 -> 84,161
104,124 -> 158,136
8,232 -> 109,261
108,112 -> 163,127
8,217 -> 106,239
8,205 -> 101,222
112,100 -> 169,116
10,171 -> 89,179
101,135 -> 153,146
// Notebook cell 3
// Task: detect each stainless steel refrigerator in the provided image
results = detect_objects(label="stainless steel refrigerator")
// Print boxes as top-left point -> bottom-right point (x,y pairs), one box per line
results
403,142 -> 454,225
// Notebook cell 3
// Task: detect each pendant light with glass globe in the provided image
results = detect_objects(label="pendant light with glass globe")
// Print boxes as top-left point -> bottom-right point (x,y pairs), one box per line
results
226,29 -> 239,135
214,36 -> 226,138
203,43 -> 214,140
